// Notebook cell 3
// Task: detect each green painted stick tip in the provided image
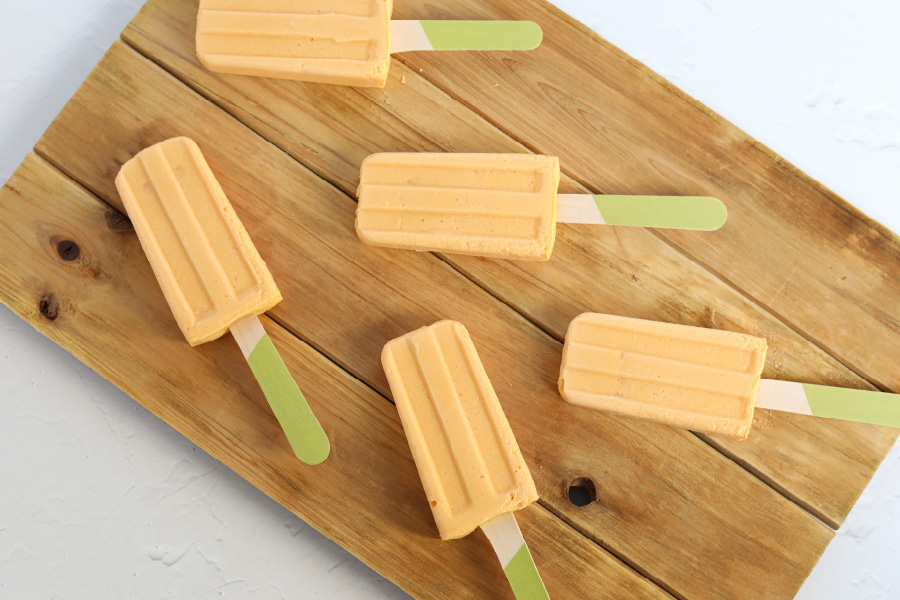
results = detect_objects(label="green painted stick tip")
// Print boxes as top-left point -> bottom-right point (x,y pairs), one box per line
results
247,334 -> 331,465
504,544 -> 550,600
594,195 -> 728,230
420,21 -> 543,51
803,383 -> 900,428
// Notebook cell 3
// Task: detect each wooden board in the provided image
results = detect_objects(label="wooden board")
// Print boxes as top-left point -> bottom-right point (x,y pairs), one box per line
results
119,0 -> 897,529
1,0 -> 898,598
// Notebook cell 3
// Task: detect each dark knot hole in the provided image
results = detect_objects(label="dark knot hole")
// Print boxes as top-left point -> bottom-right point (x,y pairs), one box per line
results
56,240 -> 81,261
39,293 -> 59,321
567,477 -> 597,507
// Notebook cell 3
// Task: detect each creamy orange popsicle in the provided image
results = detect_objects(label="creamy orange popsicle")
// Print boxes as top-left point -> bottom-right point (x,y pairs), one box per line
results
559,313 -> 768,439
115,137 -> 281,346
357,153 -> 560,261
196,0 -> 393,88
382,320 -> 539,539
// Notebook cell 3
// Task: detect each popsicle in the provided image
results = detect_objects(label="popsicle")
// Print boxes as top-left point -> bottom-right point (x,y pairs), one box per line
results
115,137 -> 330,464
355,153 -> 727,261
382,320 -> 549,599
195,0 -> 543,88
559,312 -> 900,439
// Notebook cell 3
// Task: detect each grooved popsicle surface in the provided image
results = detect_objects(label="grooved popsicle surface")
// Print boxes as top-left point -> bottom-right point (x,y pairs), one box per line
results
560,313 -> 767,439
382,320 -> 538,540
196,0 -> 392,86
357,153 -> 559,260
115,136 -> 281,345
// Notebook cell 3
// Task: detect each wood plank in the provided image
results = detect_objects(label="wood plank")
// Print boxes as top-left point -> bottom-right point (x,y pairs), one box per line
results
30,41 -> 833,600
0,152 -> 670,600
119,0 -> 897,528
388,0 -> 900,395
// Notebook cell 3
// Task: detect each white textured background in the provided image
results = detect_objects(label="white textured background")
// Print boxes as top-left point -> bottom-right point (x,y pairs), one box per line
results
1,1 -> 898,598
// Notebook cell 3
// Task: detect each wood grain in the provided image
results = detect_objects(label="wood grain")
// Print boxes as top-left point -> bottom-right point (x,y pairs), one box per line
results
30,41 -> 836,600
0,152 -> 670,600
119,0 -> 897,528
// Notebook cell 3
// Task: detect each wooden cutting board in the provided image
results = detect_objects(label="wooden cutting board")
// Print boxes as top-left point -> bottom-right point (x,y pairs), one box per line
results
2,1 -> 899,598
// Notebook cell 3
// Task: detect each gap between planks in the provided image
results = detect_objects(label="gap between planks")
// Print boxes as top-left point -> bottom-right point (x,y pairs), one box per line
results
107,35 -> 853,530
640,226 -> 896,395
23,149 -> 679,600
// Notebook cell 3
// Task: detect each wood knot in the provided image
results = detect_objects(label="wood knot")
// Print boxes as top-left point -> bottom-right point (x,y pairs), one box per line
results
39,293 -> 60,321
567,477 -> 598,507
106,209 -> 133,232
56,240 -> 81,261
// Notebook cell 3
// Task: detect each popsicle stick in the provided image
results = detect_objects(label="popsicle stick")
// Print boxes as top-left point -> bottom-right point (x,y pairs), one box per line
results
556,194 -> 727,230
391,21 -> 543,54
756,379 -> 900,428
230,314 -> 330,465
480,512 -> 550,600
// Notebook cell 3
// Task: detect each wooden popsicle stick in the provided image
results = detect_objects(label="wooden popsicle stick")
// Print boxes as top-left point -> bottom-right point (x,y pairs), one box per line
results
480,512 -> 550,600
390,21 -> 543,54
230,314 -> 330,465
556,194 -> 727,230
756,379 -> 900,428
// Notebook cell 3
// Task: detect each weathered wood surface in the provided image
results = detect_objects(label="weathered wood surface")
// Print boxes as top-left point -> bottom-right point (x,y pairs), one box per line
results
0,153 -> 669,600
119,0 -> 896,529
31,40 -> 836,600
0,0 -> 896,597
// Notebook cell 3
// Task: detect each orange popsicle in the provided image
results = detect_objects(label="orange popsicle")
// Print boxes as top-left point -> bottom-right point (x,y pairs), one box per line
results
115,137 -> 281,345
115,137 -> 329,464
559,313 -> 767,438
196,0 -> 393,88
382,320 -> 539,539
357,153 -> 560,261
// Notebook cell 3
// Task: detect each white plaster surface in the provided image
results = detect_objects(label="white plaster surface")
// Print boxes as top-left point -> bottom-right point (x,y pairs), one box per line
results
1,1 -> 898,598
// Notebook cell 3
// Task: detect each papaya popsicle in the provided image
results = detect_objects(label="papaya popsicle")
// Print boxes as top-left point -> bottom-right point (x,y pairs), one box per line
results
195,1 -> 543,88
559,313 -> 900,437
116,137 -> 281,345
382,321 -> 549,598
196,0 -> 393,88
115,137 -> 329,464
382,320 -> 538,538
559,313 -> 767,439
355,152 -> 728,261
357,153 -> 560,261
